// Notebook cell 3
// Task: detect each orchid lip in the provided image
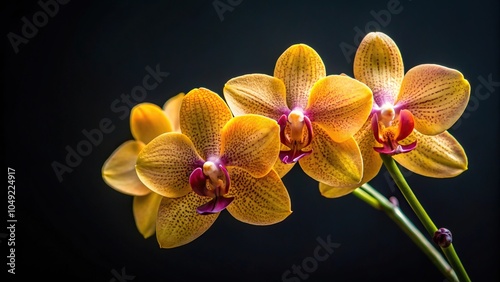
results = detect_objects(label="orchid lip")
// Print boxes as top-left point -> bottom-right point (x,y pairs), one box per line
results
277,112 -> 313,164
189,161 -> 233,214
371,110 -> 417,156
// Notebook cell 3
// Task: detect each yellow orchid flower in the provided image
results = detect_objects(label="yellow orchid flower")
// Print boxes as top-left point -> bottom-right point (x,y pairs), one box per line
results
101,93 -> 185,238
135,88 -> 292,248
223,44 -> 373,189
321,32 -> 470,198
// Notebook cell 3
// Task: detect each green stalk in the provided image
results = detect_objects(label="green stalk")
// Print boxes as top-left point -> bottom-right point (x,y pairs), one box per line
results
353,184 -> 457,282
380,154 -> 470,282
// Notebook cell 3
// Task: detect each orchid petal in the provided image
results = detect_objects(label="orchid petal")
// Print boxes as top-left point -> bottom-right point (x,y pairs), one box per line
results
156,193 -> 218,248
223,74 -> 289,118
396,64 -> 471,135
180,88 -> 233,159
131,103 -> 172,144
319,183 -> 358,198
320,119 -> 383,198
226,168 -> 292,225
132,192 -> 163,238
274,44 -> 326,109
356,119 -> 384,185
393,130 -> 468,178
299,124 -> 363,188
220,115 -> 280,178
102,140 -> 150,196
163,92 -> 185,133
354,32 -> 404,106
136,133 -> 204,198
307,75 -> 373,143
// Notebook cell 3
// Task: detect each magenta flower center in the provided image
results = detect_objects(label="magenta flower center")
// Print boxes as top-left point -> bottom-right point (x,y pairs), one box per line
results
278,109 -> 313,164
371,103 -> 417,155
189,161 -> 234,215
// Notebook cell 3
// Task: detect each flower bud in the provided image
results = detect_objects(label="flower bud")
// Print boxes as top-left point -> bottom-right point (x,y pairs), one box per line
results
433,228 -> 452,248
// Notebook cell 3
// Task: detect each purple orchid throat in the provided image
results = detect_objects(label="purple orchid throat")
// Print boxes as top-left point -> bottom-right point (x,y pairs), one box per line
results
277,112 -> 313,164
371,108 -> 418,156
189,162 -> 234,215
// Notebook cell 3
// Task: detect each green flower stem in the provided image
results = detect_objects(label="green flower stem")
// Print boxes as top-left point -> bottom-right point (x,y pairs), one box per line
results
380,154 -> 471,282
353,184 -> 457,282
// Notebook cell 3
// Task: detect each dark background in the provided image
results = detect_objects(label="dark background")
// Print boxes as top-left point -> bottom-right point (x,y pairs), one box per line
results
3,0 -> 499,281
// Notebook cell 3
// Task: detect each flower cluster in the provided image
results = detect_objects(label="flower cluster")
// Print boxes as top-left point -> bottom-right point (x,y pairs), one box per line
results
102,32 -> 470,248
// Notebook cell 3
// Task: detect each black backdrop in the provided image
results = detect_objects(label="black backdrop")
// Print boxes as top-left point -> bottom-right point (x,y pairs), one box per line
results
3,1 -> 499,281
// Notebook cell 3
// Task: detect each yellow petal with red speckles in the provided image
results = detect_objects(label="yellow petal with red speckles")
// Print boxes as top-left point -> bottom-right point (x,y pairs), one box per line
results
354,118 -> 384,185
180,88 -> 233,159
133,192 -> 163,238
274,44 -> 326,109
156,192 -> 218,248
224,74 -> 289,119
220,114 -> 280,178
396,64 -> 470,135
299,124 -> 363,188
393,130 -> 468,178
102,140 -> 150,196
131,103 -> 172,144
226,168 -> 292,225
319,119 -> 383,198
163,92 -> 185,133
354,32 -> 404,105
307,75 -> 373,143
136,133 -> 204,198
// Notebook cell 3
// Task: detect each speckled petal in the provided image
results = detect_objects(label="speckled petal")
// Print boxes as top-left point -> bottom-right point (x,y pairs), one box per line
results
274,44 -> 326,109
133,192 -> 163,238
136,133 -> 204,198
220,115 -> 280,178
180,88 -> 233,159
223,74 -> 289,118
131,103 -> 172,144
226,168 -> 292,225
320,118 -> 384,198
307,75 -> 373,143
163,92 -> 185,133
102,140 -> 150,196
156,192 -> 218,248
393,130 -> 468,178
354,32 -> 404,106
356,118 -> 384,185
299,124 -> 363,188
395,64 -> 471,135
